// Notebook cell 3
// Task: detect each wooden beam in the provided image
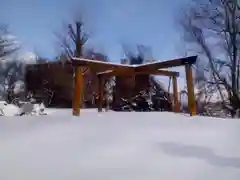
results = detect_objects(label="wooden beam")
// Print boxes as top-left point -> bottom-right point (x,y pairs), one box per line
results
97,69 -> 179,77
71,56 -> 197,73
97,68 -> 134,77
71,57 -> 133,70
97,75 -> 104,112
72,66 -> 83,116
185,64 -> 197,116
135,69 -> 179,77
172,76 -> 180,112
135,56 -> 197,72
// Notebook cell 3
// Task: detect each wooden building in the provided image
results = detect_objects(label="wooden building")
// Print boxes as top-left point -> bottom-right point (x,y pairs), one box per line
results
25,62 -> 74,107
25,55 -> 197,115
71,56 -> 197,116
25,61 -> 104,108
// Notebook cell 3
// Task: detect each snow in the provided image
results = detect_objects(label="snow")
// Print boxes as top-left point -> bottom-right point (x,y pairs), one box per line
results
0,101 -> 47,116
1,104 -> 20,116
72,57 -> 134,67
0,110 -> 240,179
72,56 -> 196,68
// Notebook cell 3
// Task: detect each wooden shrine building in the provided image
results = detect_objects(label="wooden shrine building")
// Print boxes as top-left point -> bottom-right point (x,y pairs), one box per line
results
71,56 -> 197,116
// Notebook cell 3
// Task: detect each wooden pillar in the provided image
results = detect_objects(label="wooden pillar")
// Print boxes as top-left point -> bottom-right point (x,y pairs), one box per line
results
185,64 -> 196,116
98,75 -> 104,112
172,76 -> 180,112
72,66 -> 83,116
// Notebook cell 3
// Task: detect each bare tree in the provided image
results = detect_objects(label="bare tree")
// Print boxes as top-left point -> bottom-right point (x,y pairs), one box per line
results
0,24 -> 21,100
55,19 -> 88,61
0,24 -> 20,59
179,0 -> 240,117
55,18 -> 113,108
55,17 -> 89,107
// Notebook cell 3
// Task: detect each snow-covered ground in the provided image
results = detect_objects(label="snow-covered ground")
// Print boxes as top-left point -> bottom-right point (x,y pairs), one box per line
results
0,110 -> 240,180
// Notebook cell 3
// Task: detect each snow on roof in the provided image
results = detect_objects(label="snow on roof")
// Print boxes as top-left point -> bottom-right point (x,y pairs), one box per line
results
71,56 -> 197,69
71,57 -> 134,67
0,111 -> 239,179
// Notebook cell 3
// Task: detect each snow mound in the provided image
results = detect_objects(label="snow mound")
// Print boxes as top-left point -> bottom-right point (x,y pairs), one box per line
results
0,101 -> 47,116
1,104 -> 20,116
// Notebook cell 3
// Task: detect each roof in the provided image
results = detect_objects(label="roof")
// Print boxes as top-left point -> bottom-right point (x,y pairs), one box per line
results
71,56 -> 197,76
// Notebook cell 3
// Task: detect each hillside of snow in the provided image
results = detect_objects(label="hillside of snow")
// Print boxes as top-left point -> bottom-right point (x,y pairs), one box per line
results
0,110 -> 240,180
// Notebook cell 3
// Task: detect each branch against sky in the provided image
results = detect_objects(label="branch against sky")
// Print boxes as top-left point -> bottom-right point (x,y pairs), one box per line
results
54,13 -> 115,108
178,0 -> 240,117
0,24 -> 20,60
55,17 -> 89,61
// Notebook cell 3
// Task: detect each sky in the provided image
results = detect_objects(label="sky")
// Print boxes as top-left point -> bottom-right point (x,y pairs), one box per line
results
0,0 -> 192,90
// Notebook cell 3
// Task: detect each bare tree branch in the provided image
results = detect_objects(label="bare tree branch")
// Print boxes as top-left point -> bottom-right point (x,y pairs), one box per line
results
0,24 -> 20,59
179,0 -> 240,117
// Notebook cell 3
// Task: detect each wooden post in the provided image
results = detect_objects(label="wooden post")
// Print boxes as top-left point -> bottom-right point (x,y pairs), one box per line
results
98,75 -> 104,112
72,66 -> 83,116
185,64 -> 196,116
172,76 -> 180,112
72,22 -> 84,113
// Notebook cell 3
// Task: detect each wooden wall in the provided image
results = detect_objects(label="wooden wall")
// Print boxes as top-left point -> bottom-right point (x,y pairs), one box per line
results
25,62 -> 74,107
25,61 -> 104,108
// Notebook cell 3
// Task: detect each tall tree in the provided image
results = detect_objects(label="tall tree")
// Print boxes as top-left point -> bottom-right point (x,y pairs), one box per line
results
55,17 -> 113,108
55,18 -> 89,107
56,20 -> 88,60
178,0 -> 240,117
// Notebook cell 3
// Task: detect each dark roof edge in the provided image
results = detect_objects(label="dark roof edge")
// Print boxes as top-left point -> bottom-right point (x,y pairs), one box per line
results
173,72 -> 180,77
181,56 -> 198,65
